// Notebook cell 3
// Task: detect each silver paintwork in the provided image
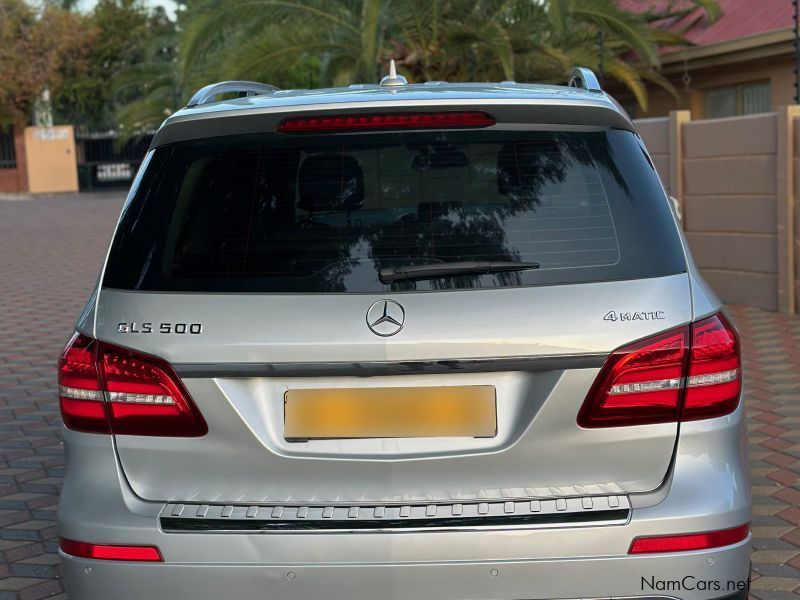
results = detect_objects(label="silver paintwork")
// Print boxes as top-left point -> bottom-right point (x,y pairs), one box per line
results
60,78 -> 750,600
94,275 -> 690,502
58,405 -> 750,599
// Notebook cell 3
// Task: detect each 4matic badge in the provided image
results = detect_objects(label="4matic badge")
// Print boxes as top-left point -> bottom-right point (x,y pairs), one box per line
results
603,310 -> 665,323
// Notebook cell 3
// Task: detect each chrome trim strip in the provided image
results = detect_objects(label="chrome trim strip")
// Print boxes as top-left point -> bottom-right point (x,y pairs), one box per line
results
161,510 -> 629,533
159,495 -> 630,533
174,353 -> 607,378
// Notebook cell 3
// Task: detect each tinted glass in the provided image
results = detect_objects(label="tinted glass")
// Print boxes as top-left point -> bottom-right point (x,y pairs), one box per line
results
104,129 -> 686,293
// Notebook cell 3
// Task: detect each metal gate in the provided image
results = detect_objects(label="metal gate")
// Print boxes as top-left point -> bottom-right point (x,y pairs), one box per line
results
0,127 -> 16,169
75,131 -> 153,190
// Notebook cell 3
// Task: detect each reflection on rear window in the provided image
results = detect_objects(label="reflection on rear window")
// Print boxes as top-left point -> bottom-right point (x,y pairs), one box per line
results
104,130 -> 686,292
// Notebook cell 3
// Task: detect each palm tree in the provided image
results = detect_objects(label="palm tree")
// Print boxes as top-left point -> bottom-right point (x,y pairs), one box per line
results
389,0 -> 721,110
152,0 -> 722,114
180,0 -> 388,89
111,19 -> 183,134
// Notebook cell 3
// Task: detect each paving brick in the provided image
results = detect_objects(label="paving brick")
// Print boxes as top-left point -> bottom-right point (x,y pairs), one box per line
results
733,295 -> 800,599
0,580 -> 40,593
0,193 -> 125,598
776,506 -> 800,526
749,577 -> 800,592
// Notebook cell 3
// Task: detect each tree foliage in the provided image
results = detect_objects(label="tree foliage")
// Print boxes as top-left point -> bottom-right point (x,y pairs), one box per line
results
55,0 -> 177,130
1,0 -> 721,130
0,0 -> 91,126
0,0 -> 177,130
179,0 -> 720,111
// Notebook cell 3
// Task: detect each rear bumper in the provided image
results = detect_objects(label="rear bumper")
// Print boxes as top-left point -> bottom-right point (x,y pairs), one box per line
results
61,548 -> 752,600
58,405 -> 751,600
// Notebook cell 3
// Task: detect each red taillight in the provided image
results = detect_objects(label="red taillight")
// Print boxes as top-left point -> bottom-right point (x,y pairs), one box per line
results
578,327 -> 689,428
58,333 -> 207,437
683,313 -> 741,421
578,311 -> 741,428
60,538 -> 163,562
277,111 -> 495,133
629,524 -> 749,554
100,344 -> 207,436
58,334 -> 109,433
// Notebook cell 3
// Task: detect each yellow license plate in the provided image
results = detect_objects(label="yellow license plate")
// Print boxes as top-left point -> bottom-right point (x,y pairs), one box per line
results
284,386 -> 497,440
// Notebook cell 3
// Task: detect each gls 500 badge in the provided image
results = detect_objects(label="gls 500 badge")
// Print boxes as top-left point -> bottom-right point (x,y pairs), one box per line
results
117,322 -> 203,334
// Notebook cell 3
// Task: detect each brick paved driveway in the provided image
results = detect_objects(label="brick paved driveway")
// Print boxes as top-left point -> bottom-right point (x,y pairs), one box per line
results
0,192 -> 798,599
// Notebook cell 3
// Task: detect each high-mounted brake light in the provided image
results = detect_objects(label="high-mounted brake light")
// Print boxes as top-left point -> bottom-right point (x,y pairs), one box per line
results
277,111 -> 495,133
60,538 -> 163,562
629,524 -> 749,554
578,312 -> 741,428
58,332 -> 207,437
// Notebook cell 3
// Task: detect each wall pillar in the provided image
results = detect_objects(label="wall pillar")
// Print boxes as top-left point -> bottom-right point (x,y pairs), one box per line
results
668,110 -> 690,226
23,126 -> 78,194
776,105 -> 799,314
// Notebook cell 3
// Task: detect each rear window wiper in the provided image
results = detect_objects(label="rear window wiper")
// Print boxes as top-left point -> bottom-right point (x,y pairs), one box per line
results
379,260 -> 540,284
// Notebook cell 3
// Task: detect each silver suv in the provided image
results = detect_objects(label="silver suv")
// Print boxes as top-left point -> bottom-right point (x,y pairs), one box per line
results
58,66 -> 750,600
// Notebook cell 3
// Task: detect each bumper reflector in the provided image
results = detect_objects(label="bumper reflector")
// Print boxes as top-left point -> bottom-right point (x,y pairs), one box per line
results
628,524 -> 750,554
60,538 -> 163,562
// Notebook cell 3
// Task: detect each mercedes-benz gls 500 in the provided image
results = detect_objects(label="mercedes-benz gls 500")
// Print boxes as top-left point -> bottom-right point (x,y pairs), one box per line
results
57,66 -> 750,600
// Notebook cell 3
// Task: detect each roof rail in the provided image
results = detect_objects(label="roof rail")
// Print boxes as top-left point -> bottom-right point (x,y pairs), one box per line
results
567,67 -> 602,93
187,81 -> 280,108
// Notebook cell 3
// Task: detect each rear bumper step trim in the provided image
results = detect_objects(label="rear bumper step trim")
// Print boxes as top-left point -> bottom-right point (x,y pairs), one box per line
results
159,495 -> 630,533
162,510 -> 630,532
173,353 -> 607,378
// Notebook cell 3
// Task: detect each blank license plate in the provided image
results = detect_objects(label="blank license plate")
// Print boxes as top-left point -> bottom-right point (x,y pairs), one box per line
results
284,386 -> 497,440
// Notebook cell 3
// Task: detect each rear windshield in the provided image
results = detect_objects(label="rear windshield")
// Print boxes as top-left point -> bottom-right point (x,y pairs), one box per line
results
104,128 -> 686,293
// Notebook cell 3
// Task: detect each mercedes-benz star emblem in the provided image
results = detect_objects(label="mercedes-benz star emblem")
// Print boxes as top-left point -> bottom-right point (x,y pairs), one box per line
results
366,300 -> 405,337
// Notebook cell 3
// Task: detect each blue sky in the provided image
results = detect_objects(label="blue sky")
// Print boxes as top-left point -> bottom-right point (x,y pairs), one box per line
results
76,0 -> 178,19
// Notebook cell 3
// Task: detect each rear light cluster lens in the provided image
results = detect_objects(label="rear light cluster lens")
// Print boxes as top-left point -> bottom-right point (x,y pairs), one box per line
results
277,111 -> 495,133
60,538 -> 162,562
684,315 -> 741,420
629,524 -> 750,554
58,333 -> 207,436
58,335 -> 107,433
578,312 -> 741,428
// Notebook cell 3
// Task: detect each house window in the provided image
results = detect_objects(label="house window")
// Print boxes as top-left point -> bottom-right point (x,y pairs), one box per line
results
704,82 -> 771,119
